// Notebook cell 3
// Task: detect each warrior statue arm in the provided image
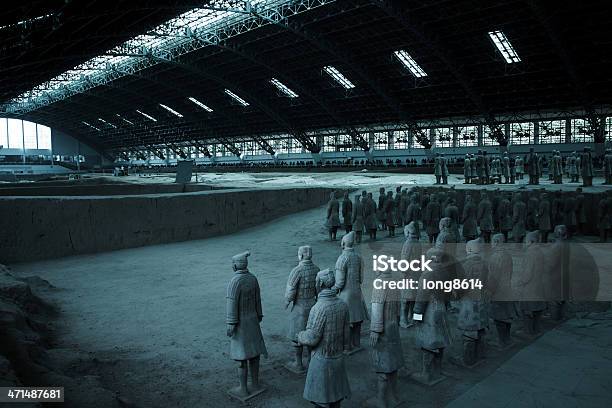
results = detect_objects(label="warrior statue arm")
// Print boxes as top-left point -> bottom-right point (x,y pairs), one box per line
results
226,284 -> 239,337
297,307 -> 325,347
370,302 -> 384,333
255,280 -> 264,321
284,266 -> 300,307
332,259 -> 347,292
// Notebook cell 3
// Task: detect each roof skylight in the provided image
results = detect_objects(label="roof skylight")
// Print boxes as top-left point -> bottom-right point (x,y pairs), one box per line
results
115,114 -> 134,125
488,30 -> 521,63
270,78 -> 299,98
97,118 -> 117,128
224,89 -> 249,107
323,66 -> 355,89
188,97 -> 213,112
3,0 -> 332,114
159,103 -> 183,118
136,110 -> 158,122
82,121 -> 100,131
393,50 -> 427,78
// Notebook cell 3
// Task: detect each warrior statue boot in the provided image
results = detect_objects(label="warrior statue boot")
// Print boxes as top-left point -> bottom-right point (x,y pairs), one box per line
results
495,321 -> 512,347
475,330 -> 486,360
287,343 -> 305,373
231,361 -> 249,398
461,337 -> 478,367
432,349 -> 444,379
412,349 -> 437,384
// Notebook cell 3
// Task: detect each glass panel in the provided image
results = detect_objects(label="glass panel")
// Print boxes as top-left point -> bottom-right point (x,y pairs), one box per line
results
0,118 -> 7,148
36,124 -> 51,149
510,122 -> 534,145
23,121 -> 37,149
7,119 -> 23,148
434,127 -> 453,148
456,126 -> 478,147
539,120 -> 565,144
570,118 -> 593,143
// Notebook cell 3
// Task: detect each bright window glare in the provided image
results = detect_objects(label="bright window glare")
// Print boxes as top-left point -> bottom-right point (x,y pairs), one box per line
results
224,89 -> 250,106
270,78 -> 299,98
188,97 -> 213,112
159,103 -> 184,118
393,50 -> 427,78
488,30 -> 521,63
136,110 -> 158,122
323,66 -> 355,89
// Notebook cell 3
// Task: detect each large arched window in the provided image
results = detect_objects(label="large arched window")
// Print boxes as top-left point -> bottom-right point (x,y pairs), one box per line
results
0,118 -> 52,150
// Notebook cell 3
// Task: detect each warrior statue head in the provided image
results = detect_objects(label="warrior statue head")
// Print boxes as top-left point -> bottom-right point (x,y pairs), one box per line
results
316,268 -> 335,292
524,231 -> 540,247
491,233 -> 505,249
439,217 -> 452,231
426,247 -> 444,265
404,221 -> 418,239
341,231 -> 356,250
330,191 -> 336,200
466,239 -> 482,256
553,225 -> 569,241
343,191 -> 349,200
232,251 -> 250,271
354,194 -> 361,204
298,245 -> 313,262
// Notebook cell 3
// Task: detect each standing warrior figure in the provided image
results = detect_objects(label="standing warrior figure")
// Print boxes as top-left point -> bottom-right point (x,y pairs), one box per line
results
368,265 -> 404,407
378,188 -> 387,231
412,248 -> 452,385
364,192 -> 378,241
400,222 -> 423,328
470,154 -> 477,183
509,155 -> 516,183
477,191 -> 493,243
444,197 -> 460,243
434,153 -> 442,184
393,186 -> 403,227
488,234 -> 516,348
604,148 -> 612,185
284,246 -> 320,374
563,193 -> 578,238
453,239 -> 489,367
226,251 -> 268,400
333,231 -> 369,352
464,154 -> 472,184
568,152 -> 578,182
515,155 -> 524,180
580,146 -> 594,187
424,193 -> 442,244
326,192 -> 341,241
399,189 -> 409,227
483,151 -> 491,184
441,153 -> 449,184
511,193 -> 527,243
462,194 -> 478,241
526,192 -> 540,231
341,191 -> 353,234
352,195 -> 365,243
384,191 -> 396,237
575,187 -> 587,235
405,194 -> 422,238
552,151 -> 562,184
502,153 -> 511,184
527,148 -> 539,184
497,193 -> 513,242
475,150 -> 485,184
518,232 -> 547,336
298,269 -> 351,408
538,193 -> 552,243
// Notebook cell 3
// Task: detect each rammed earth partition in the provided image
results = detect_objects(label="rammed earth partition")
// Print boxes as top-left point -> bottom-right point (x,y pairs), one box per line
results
0,187 -> 337,263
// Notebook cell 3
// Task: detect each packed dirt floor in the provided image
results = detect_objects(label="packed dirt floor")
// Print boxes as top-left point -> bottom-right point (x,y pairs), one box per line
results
9,172 -> 612,407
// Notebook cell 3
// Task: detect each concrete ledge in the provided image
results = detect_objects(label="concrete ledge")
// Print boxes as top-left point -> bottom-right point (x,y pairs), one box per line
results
0,183 -> 222,196
0,187 -> 336,263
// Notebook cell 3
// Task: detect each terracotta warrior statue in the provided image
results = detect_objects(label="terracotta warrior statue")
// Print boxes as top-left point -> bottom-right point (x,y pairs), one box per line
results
326,192 -> 341,241
412,247 -> 452,385
352,194 -> 365,243
511,192 -> 527,243
404,194 -> 422,239
527,147 -> 539,185
333,231 -> 368,352
538,192 -> 552,243
477,191 -> 493,243
298,268 -> 351,407
436,217 -> 456,258
365,192 -> 378,241
434,153 -> 442,184
464,154 -> 472,184
488,234 -> 516,348
604,148 -> 612,185
444,197 -> 460,243
515,155 -> 524,180
341,191 -> 353,234
226,251 -> 268,400
497,193 -> 513,242
284,246 -> 320,373
462,194 -> 478,242
384,190 -> 396,237
424,193 -> 442,244
400,222 -> 423,328
453,239 -> 489,367
518,232 -> 546,336
580,146 -> 594,187
368,261 -> 404,407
